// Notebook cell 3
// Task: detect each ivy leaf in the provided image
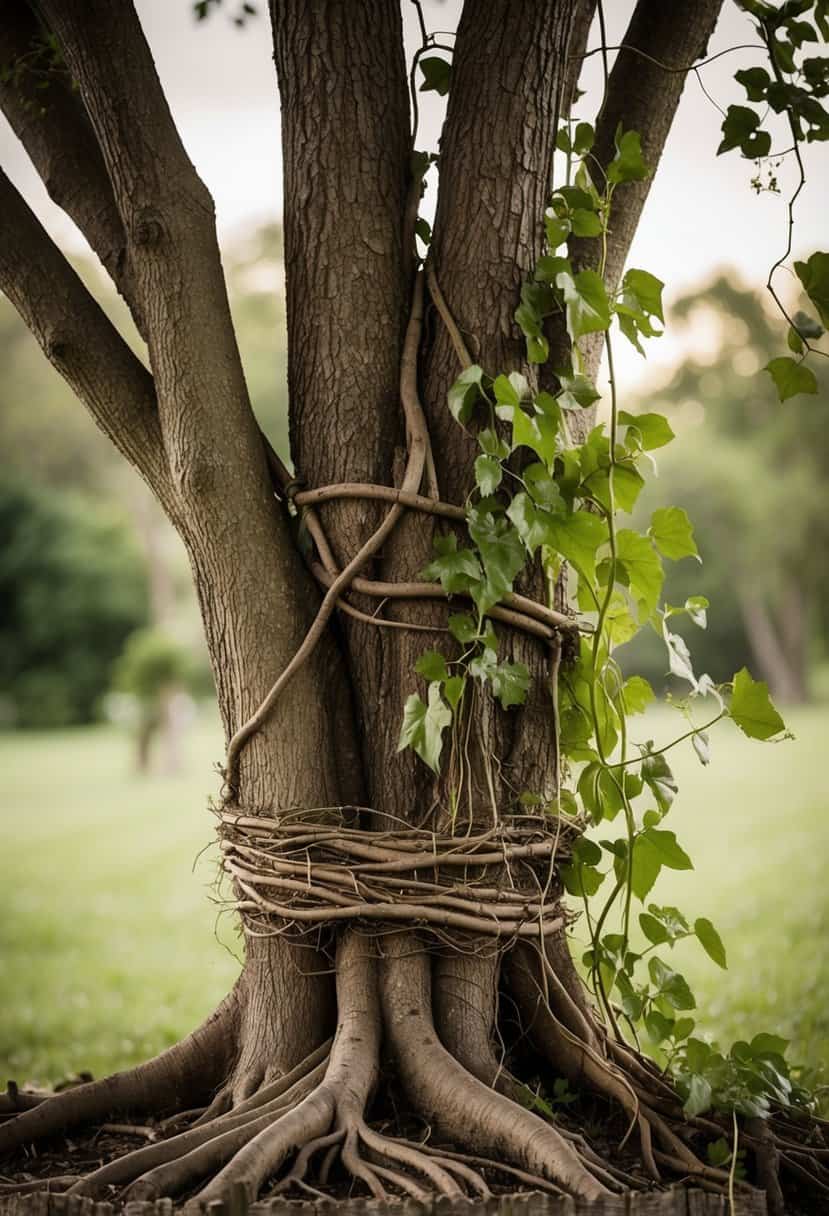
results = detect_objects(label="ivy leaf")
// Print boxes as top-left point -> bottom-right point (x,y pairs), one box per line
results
794,250 -> 829,328
415,650 -> 449,683
478,427 -> 510,460
573,120 -> 594,154
511,405 -> 558,466
398,684 -> 451,773
764,356 -> 818,401
557,369 -> 601,411
642,827 -> 692,870
507,492 -> 549,553
640,912 -> 670,946
735,65 -> 770,101
421,534 -> 482,594
448,364 -> 486,424
467,509 -> 525,614
491,660 -> 531,709
557,268 -> 612,340
542,510 -> 607,583
729,667 -> 787,740
474,455 -> 503,496
649,506 -> 699,562
621,267 -> 665,323
645,1009 -> 675,1046
607,126 -> 649,184
418,56 -> 451,96
622,675 -> 654,715
695,917 -> 727,969
448,612 -> 478,644
561,860 -> 605,897
545,213 -> 570,248
571,208 -> 603,237
649,957 -> 696,1010
444,675 -> 465,711
618,410 -> 674,451
493,371 -> 529,409
717,104 -> 761,155
578,762 -> 625,823
617,529 -> 664,617
641,750 -> 678,815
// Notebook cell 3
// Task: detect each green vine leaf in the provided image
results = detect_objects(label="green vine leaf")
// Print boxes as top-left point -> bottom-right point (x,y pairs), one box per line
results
641,749 -> 679,815
649,957 -> 696,1010
490,659 -> 531,709
648,506 -> 700,562
616,529 -> 664,617
421,533 -> 482,594
448,612 -> 477,644
618,410 -> 674,451
729,667 -> 787,740
448,364 -> 487,424
557,369 -> 601,411
794,250 -> 829,327
764,355 -> 818,401
695,917 -> 728,970
467,507 -> 525,614
414,650 -> 449,683
543,510 -> 607,583
622,675 -> 655,715
418,56 -> 451,96
717,104 -> 764,156
474,454 -> 503,496
398,683 -> 451,773
607,125 -> 649,184
557,268 -> 612,340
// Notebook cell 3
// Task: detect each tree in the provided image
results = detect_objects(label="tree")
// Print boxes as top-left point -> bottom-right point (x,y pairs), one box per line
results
0,0 -> 826,1210
0,480 -> 149,728
621,277 -> 829,703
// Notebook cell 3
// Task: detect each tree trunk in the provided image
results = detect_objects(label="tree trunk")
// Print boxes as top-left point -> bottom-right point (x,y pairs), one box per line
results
0,0 -> 796,1210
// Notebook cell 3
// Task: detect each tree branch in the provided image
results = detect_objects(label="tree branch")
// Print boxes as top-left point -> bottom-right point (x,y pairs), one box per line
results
35,0 -> 363,811
0,1 -> 133,308
577,0 -> 725,323
0,167 -> 172,509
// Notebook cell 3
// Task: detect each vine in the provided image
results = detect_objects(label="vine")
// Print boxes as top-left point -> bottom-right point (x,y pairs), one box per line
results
398,0 -> 827,1134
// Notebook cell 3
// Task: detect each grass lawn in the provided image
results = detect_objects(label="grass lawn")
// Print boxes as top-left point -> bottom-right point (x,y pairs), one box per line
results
1,703 -> 827,1094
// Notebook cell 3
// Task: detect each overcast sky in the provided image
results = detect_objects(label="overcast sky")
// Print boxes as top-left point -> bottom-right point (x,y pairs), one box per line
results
1,1 -> 826,392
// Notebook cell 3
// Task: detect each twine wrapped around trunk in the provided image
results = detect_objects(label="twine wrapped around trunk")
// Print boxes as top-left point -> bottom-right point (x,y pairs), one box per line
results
218,808 -> 581,943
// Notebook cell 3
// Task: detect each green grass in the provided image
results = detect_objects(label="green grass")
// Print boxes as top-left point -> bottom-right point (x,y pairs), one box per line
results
1,705 -> 827,1092
580,702 -> 829,1088
0,713 -> 238,1086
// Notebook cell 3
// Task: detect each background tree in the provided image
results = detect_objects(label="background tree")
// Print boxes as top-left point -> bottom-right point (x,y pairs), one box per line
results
622,276 -> 829,703
0,481 -> 149,728
0,0 -> 826,1210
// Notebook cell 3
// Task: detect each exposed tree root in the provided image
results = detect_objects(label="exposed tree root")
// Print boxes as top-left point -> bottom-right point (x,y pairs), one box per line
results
380,930 -> 611,1201
0,992 -> 238,1156
3,924 -> 825,1211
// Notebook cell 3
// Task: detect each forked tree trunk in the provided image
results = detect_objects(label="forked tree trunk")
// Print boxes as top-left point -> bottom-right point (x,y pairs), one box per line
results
1,1 -> 789,1211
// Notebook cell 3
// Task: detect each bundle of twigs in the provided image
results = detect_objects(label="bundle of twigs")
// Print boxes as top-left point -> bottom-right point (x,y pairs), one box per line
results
218,810 -> 580,942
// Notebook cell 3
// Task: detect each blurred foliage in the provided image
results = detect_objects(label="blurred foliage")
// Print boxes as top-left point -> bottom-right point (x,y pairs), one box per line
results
0,225 -> 291,728
0,481 -> 149,728
113,627 -> 196,703
620,274 -> 829,701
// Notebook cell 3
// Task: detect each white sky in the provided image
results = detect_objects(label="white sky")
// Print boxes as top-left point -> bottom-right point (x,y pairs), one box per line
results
1,0 -> 826,393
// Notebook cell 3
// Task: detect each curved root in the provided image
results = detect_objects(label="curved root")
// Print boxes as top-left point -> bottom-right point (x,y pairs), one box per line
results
380,930 -> 610,1201
0,992 -> 238,1156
